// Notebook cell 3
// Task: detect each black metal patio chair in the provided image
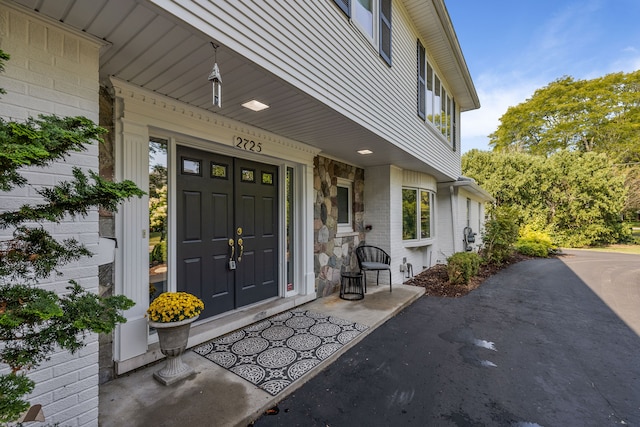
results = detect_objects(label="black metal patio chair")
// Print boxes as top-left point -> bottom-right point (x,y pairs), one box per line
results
356,245 -> 392,293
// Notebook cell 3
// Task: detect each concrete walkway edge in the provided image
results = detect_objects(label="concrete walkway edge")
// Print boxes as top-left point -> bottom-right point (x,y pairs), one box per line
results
99,283 -> 424,427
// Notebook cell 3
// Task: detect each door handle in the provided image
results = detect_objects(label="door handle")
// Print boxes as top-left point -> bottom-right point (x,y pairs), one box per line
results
228,238 -> 236,270
236,227 -> 244,262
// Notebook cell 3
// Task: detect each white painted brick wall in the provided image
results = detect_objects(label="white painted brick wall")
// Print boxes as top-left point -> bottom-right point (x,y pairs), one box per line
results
395,169 -> 439,277
363,165 -> 392,250
365,165 -> 446,282
363,165 -> 393,284
0,4 -> 103,426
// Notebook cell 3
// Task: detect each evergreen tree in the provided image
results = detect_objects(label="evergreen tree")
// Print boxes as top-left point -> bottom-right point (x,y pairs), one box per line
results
0,49 -> 142,423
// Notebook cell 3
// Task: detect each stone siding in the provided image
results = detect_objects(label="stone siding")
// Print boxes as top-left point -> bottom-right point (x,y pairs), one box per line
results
313,156 -> 365,296
98,86 -> 116,384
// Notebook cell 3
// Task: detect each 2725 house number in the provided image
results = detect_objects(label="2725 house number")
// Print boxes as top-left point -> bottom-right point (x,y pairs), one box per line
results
235,136 -> 263,153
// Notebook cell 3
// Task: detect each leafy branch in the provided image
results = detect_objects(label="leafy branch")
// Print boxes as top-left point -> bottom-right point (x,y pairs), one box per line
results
0,49 -> 142,423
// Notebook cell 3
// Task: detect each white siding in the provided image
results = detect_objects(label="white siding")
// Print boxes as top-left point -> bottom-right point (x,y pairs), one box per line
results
435,187 -> 455,263
0,5 -> 103,426
151,0 -> 462,179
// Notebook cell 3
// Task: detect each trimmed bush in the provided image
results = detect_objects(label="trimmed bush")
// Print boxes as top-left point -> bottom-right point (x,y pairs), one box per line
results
447,252 -> 481,285
515,226 -> 556,257
515,240 -> 549,257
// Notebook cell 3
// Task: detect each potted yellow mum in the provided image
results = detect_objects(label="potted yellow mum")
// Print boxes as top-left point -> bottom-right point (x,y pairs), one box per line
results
147,292 -> 204,385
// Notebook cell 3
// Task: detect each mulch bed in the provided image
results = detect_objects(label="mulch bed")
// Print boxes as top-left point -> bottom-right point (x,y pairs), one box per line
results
404,253 -> 532,297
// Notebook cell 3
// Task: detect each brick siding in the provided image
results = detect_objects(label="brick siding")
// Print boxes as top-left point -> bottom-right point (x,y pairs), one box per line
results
0,5 -> 103,426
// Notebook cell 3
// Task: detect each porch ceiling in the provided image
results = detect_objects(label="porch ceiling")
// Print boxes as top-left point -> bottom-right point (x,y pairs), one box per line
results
8,0 -> 466,180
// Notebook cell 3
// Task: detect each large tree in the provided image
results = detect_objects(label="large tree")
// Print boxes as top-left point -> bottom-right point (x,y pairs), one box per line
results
489,70 -> 640,213
463,149 -> 629,247
489,70 -> 640,160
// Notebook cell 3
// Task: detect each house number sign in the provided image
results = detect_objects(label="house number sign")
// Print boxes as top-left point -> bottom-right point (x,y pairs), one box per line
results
234,136 -> 263,153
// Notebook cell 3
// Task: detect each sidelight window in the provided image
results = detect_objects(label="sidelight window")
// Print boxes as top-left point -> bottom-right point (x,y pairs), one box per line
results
149,137 -> 169,311
286,167 -> 295,292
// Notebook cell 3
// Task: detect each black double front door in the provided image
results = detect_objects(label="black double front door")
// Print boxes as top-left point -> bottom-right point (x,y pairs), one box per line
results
176,145 -> 278,318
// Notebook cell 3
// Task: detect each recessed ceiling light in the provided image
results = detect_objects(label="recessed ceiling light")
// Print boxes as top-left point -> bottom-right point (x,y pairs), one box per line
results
242,100 -> 269,111
357,149 -> 373,155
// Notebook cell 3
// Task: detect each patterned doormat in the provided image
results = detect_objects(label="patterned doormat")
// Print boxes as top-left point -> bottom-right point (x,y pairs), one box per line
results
193,308 -> 368,395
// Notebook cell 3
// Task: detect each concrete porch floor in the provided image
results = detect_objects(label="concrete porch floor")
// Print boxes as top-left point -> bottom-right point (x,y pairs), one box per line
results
99,283 -> 424,427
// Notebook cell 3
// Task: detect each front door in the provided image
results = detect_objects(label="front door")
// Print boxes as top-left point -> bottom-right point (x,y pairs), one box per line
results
176,145 -> 279,318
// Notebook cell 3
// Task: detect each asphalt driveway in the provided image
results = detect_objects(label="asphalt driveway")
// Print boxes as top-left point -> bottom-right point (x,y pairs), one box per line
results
254,250 -> 640,426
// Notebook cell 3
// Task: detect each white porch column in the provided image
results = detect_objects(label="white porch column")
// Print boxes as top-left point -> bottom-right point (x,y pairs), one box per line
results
114,111 -> 150,362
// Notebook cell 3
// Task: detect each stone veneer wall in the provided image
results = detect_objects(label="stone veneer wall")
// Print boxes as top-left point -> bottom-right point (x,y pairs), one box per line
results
314,156 -> 365,296
98,86 -> 116,384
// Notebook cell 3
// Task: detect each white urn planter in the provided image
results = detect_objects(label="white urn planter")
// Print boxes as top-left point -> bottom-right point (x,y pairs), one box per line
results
149,315 -> 198,385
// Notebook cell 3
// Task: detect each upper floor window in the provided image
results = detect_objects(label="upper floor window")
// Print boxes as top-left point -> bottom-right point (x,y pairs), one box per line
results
354,0 -> 374,39
417,40 -> 457,149
333,0 -> 392,65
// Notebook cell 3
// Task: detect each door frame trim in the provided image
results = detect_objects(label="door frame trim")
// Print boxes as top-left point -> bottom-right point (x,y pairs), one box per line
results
112,77 -> 319,371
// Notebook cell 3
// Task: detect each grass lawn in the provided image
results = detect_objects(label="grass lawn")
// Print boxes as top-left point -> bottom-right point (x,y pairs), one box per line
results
150,231 -> 162,246
571,244 -> 640,255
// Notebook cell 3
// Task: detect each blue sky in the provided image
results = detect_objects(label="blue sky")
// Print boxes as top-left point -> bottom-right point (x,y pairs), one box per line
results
446,0 -> 640,153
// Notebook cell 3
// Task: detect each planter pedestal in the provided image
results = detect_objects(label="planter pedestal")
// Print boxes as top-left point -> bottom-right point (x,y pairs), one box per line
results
149,316 -> 198,385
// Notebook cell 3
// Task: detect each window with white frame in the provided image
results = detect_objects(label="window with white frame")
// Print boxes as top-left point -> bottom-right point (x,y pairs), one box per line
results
416,40 -> 457,149
402,188 -> 434,241
333,0 -> 392,65
337,178 -> 353,233
148,137 -> 169,335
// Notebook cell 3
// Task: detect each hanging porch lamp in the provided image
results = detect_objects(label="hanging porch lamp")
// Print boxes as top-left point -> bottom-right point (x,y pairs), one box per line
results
208,42 -> 222,108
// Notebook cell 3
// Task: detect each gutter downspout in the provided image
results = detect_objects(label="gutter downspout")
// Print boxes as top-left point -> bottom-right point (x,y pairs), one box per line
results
449,185 -> 457,253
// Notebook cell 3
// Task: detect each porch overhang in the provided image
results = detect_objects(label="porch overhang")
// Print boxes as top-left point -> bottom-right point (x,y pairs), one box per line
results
438,176 -> 495,203
6,0 -> 476,181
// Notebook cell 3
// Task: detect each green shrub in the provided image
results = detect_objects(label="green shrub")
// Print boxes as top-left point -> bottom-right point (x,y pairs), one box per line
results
150,240 -> 167,264
481,206 -> 520,264
447,252 -> 481,285
515,226 -> 555,257
515,240 -> 548,257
